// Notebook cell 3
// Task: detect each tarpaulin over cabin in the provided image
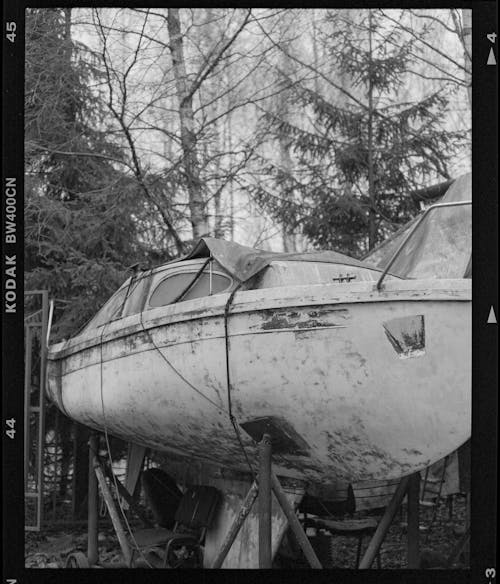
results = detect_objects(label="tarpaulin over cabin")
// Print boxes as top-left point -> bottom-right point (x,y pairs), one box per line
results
179,237 -> 385,284
365,173 -> 471,279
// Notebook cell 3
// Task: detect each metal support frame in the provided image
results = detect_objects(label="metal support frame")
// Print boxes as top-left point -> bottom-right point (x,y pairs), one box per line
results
359,475 -> 410,568
211,434 -> 322,569
94,461 -> 133,567
24,290 -> 49,531
24,325 -> 33,488
87,434 -> 99,566
270,472 -> 322,568
359,473 -> 422,569
407,472 -> 420,568
258,433 -> 272,568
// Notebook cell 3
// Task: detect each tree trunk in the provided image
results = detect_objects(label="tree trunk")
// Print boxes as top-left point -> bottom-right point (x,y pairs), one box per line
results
64,8 -> 71,50
205,8 -> 224,239
167,8 -> 208,240
461,9 -> 472,109
278,16 -> 297,253
367,10 -> 377,250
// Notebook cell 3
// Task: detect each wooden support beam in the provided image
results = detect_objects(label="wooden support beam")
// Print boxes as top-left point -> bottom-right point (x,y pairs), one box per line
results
270,472 -> 322,569
259,433 -> 272,568
87,433 -> 99,566
210,481 -> 259,569
407,472 -> 420,568
94,462 -> 133,567
359,475 -> 410,569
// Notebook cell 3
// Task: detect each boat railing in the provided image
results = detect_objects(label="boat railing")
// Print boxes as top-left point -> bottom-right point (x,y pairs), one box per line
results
376,200 -> 472,291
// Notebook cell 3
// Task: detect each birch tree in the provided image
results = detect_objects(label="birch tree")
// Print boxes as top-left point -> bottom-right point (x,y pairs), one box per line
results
167,8 -> 207,239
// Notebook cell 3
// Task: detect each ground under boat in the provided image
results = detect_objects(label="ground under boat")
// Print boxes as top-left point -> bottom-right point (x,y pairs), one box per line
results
47,175 -> 472,495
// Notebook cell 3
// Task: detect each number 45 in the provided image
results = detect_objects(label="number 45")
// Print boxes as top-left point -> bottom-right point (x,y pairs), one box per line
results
6,22 -> 16,43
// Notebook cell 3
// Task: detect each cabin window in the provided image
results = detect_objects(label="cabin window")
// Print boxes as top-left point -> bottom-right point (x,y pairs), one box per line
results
389,203 -> 471,279
121,274 -> 151,317
84,288 -> 128,329
149,270 -> 232,307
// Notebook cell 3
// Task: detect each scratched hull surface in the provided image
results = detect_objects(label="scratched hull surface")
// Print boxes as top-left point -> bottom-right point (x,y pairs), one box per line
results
47,278 -> 471,484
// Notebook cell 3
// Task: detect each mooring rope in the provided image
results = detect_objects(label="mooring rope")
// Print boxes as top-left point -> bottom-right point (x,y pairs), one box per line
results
137,308 -> 227,413
95,258 -> 256,559
223,282 -> 256,480
97,322 -> 155,568
136,263 -> 256,479
132,261 -> 228,414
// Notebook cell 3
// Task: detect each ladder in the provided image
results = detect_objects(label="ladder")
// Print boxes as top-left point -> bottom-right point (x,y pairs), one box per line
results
399,455 -> 450,534
24,291 -> 52,531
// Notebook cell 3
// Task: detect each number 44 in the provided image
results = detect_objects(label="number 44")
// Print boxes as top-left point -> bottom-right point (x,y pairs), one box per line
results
6,22 -> 16,43
5,418 -> 16,439
487,32 -> 497,43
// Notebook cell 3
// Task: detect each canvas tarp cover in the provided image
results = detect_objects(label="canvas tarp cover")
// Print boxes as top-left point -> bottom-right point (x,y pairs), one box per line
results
365,173 -> 471,279
176,237 -> 384,284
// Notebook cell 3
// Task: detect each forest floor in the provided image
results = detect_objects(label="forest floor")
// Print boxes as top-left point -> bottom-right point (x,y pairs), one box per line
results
25,494 -> 468,569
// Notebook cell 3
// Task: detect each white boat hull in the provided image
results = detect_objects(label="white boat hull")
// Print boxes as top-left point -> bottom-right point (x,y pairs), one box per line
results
47,279 -> 471,485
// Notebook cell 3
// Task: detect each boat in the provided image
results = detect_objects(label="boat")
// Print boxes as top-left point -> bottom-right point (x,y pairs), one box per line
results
46,175 -> 471,491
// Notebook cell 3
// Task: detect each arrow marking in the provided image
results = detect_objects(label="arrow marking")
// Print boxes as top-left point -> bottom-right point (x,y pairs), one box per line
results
487,47 -> 497,65
487,306 -> 497,324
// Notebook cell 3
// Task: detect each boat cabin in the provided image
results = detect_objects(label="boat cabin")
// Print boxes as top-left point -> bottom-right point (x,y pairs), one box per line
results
82,254 -> 391,334
81,169 -> 471,336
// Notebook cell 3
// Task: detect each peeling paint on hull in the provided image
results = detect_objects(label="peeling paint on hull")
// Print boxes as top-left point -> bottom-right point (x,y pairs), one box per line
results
47,279 -> 471,485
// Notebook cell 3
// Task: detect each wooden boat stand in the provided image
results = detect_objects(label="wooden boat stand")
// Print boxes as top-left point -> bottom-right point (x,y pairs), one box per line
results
85,432 -> 421,569
212,433 -> 322,568
86,433 -> 135,568
359,473 -> 420,568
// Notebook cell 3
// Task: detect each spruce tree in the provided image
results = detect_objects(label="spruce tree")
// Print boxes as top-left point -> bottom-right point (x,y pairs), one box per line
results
25,8 -> 154,339
253,9 -> 466,256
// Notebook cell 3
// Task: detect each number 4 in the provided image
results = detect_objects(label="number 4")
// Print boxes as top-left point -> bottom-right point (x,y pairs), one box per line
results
6,22 -> 16,43
487,32 -> 497,43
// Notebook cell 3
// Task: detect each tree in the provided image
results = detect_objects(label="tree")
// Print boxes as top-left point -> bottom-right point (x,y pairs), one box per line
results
167,8 -> 208,239
251,9 -> 468,256
87,8 -> 300,248
25,8 -> 152,340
